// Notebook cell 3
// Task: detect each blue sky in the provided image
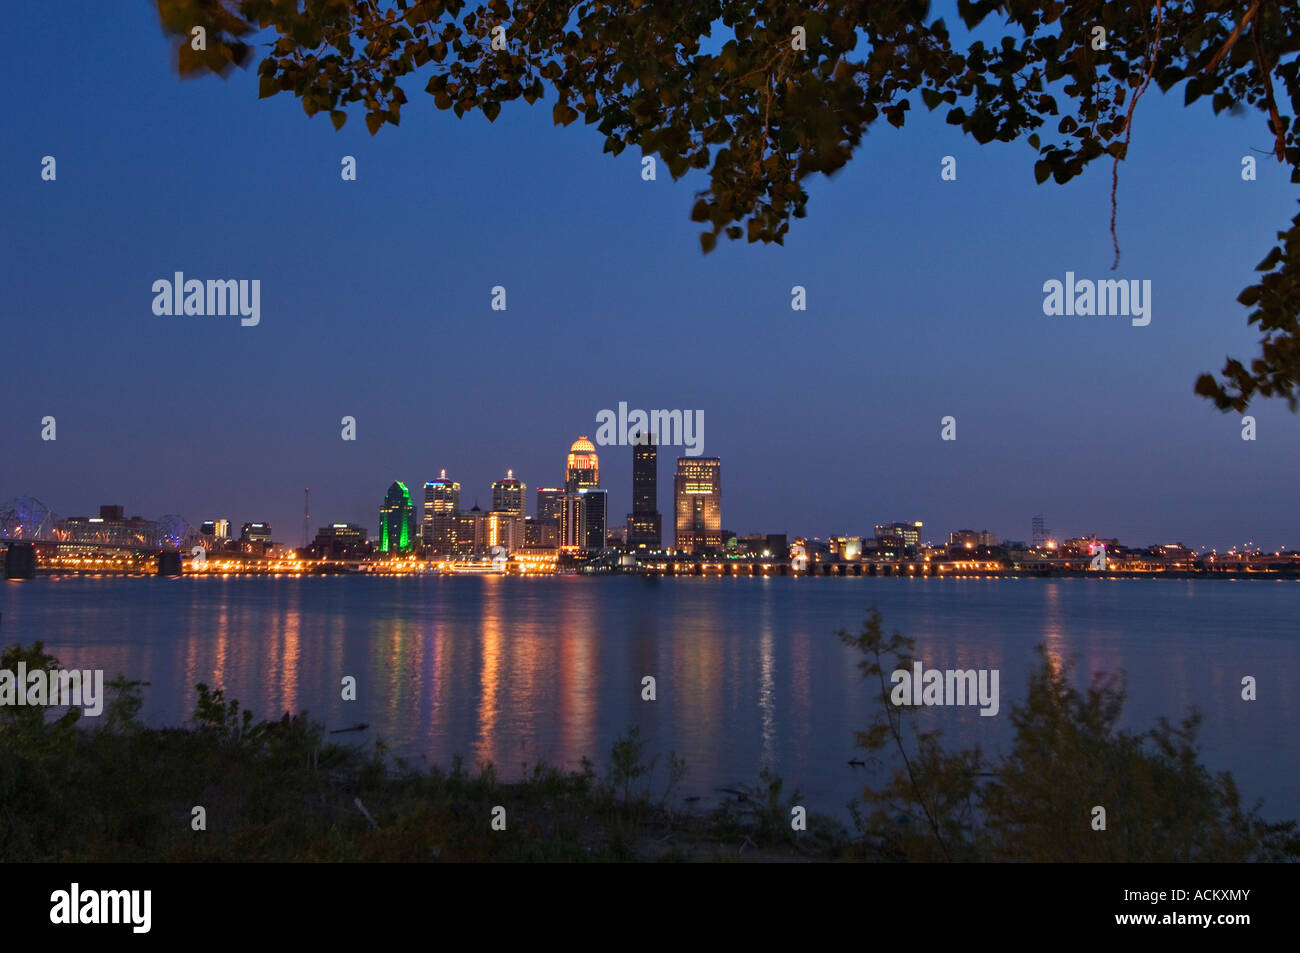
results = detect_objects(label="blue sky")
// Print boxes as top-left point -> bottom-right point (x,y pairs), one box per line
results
2,3 -> 1296,550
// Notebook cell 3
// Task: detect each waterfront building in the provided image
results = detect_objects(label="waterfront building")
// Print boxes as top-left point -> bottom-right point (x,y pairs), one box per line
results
59,506 -> 167,549
240,522 -> 272,544
491,469 -> 527,517
524,516 -> 559,549
875,521 -> 923,548
312,523 -> 369,558
561,493 -> 586,551
627,430 -> 662,550
487,511 -> 526,552
565,436 -> 600,492
831,536 -> 863,560
536,487 -> 565,526
200,519 -> 231,541
423,470 -> 461,550
673,457 -> 722,553
579,487 -> 608,550
379,481 -> 415,554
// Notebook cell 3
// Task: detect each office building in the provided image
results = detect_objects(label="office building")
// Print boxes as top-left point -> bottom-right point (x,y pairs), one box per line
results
524,517 -> 559,550
674,457 -> 722,553
424,470 -> 461,553
59,508 -> 165,549
875,521 -> 923,548
200,519 -> 231,541
831,536 -> 863,560
379,481 -> 415,554
491,469 -> 527,517
536,487 -> 565,526
486,511 -> 525,552
565,436 -> 600,492
579,487 -> 608,550
312,523 -> 369,558
626,430 -> 662,550
240,522 -> 272,544
423,470 -> 461,549
561,493 -> 586,551
949,529 -> 998,550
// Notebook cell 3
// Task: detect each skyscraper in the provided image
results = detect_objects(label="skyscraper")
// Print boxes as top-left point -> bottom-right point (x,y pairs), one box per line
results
565,436 -> 600,492
627,430 -> 661,550
1032,515 -> 1049,549
491,469 -> 527,517
536,487 -> 565,525
560,493 -> 586,551
674,457 -> 721,553
380,480 -> 415,554
423,469 -> 461,552
579,487 -> 608,550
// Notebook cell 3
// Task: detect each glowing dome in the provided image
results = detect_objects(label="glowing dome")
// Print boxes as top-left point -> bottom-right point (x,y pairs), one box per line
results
566,436 -> 600,487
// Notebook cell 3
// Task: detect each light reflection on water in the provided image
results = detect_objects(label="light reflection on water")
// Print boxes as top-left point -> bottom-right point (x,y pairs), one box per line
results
2,575 -> 1296,821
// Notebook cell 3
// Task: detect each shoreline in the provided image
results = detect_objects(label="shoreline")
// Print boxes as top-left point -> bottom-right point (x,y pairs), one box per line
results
13,568 -> 1300,581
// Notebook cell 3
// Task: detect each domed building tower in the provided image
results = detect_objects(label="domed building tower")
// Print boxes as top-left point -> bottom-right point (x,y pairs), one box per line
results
565,436 -> 600,492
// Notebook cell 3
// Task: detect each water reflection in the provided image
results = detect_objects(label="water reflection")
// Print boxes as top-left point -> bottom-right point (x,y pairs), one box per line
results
758,595 -> 776,767
2,575 -> 1297,822
1041,581 -> 1064,673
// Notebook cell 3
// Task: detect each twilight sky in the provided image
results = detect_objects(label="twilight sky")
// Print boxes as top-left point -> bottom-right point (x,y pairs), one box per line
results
2,4 -> 1297,551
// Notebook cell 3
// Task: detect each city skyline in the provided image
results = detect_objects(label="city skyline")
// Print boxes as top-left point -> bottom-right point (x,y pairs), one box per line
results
5,5 -> 1299,553
4,448 -> 1289,557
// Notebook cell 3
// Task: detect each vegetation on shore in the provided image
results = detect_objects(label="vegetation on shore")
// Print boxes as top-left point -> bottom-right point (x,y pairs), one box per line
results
836,610 -> 1298,862
2,613 -> 1296,862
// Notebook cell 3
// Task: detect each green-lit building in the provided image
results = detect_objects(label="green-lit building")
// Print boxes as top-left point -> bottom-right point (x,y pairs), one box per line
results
379,480 -> 416,553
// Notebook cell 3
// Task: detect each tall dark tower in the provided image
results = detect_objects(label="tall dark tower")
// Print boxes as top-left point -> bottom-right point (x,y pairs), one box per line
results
626,430 -> 662,551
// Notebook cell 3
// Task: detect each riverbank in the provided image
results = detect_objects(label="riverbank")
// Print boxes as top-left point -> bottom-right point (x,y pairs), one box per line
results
0,655 -> 849,862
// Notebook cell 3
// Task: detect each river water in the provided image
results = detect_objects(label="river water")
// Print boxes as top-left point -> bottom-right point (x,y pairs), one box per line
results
2,574 -> 1296,822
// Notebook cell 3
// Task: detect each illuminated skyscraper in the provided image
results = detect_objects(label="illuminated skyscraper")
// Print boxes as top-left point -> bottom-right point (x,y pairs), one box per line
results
674,457 -> 721,553
491,469 -> 527,517
423,469 -> 460,552
380,481 -> 415,554
560,494 -> 586,551
627,430 -> 661,550
565,436 -> 600,492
